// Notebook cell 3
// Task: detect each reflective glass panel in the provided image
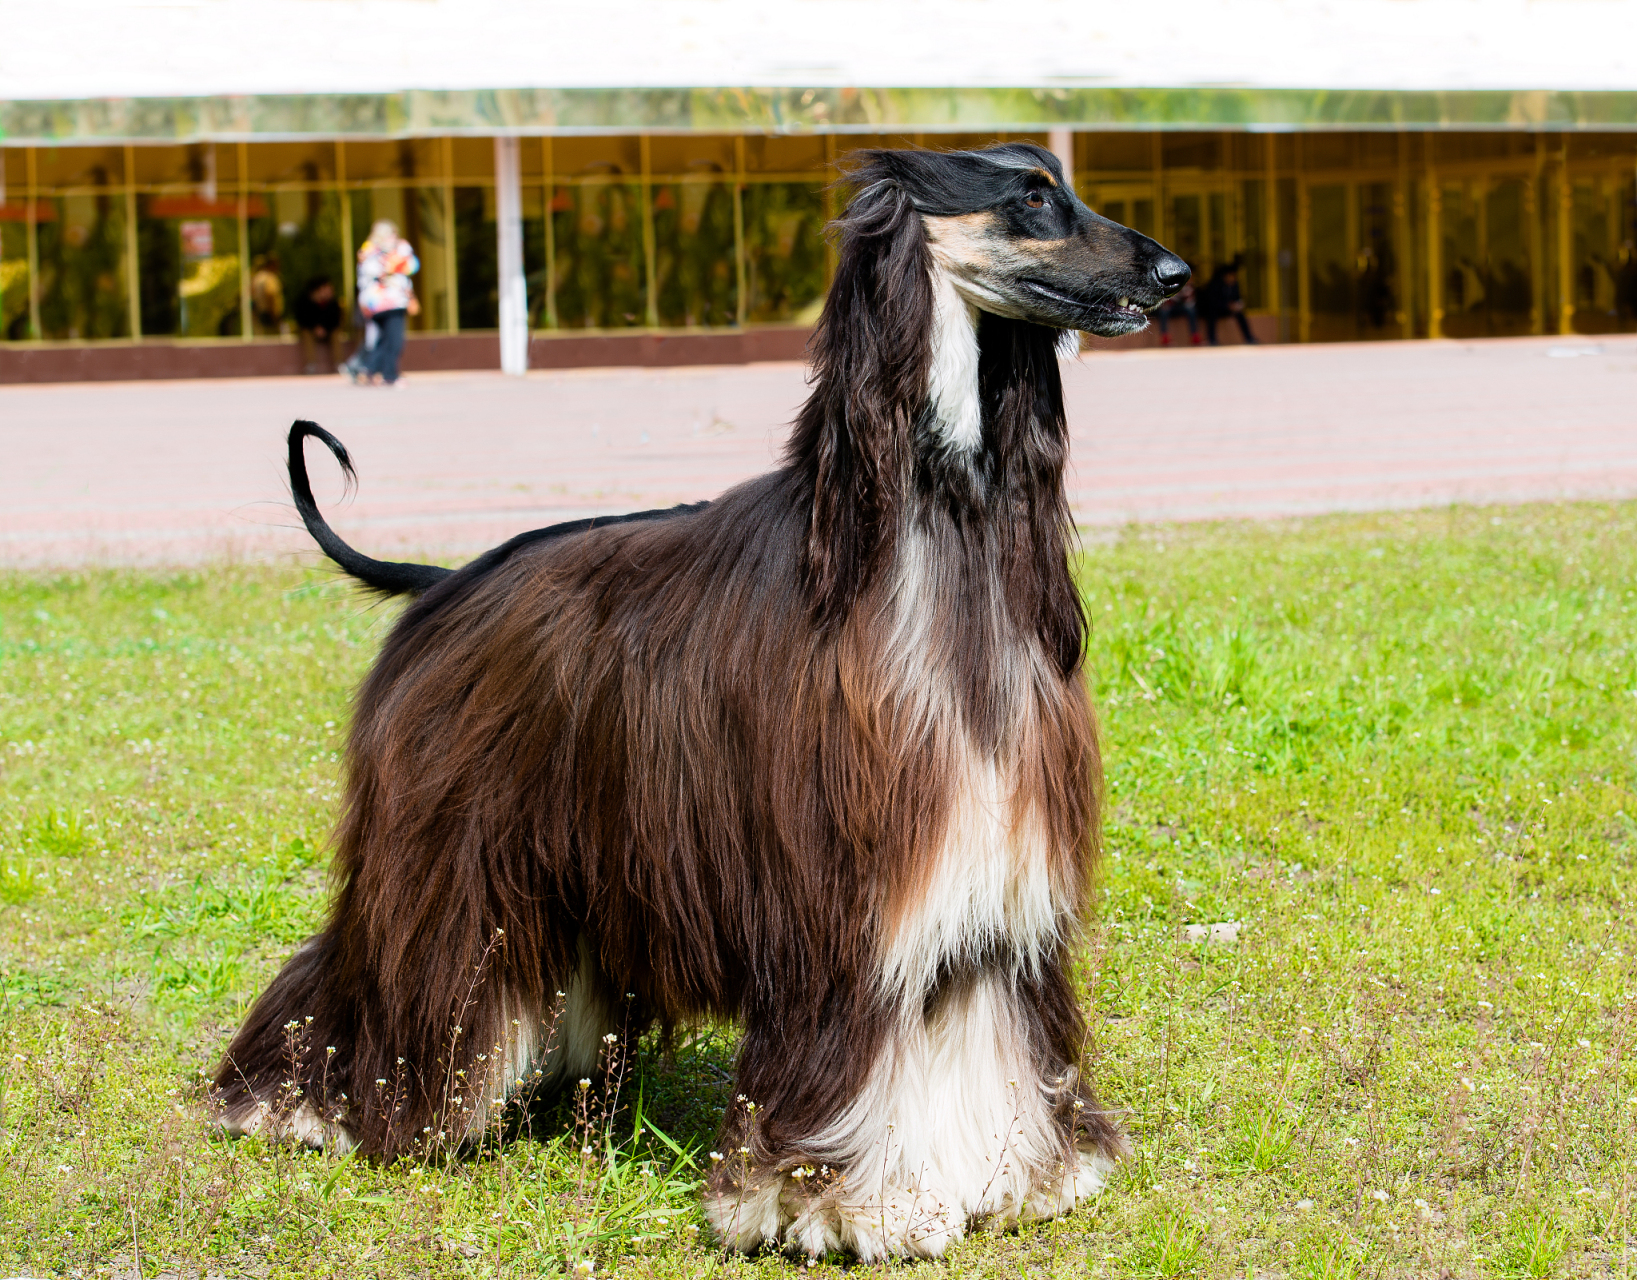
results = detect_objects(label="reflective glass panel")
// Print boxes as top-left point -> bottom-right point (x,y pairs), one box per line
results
1439,184 -> 1483,337
1484,179 -> 1533,336
742,182 -> 825,325
523,186 -> 547,329
1307,183 -> 1352,339
1441,180 -> 1534,339
1240,180 -> 1267,310
36,194 -> 130,340
1569,179 -> 1634,334
137,195 -> 243,337
455,185 -> 499,330
247,189 -> 345,337
550,183 -> 646,329
653,175 -> 737,327
1356,180 -> 1399,336
1,213 -> 28,340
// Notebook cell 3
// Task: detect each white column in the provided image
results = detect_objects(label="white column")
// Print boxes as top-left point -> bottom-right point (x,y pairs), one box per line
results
494,135 -> 528,376
1048,127 -> 1074,190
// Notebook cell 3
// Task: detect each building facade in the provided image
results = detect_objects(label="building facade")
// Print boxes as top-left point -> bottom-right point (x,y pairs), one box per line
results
4,112 -> 1635,378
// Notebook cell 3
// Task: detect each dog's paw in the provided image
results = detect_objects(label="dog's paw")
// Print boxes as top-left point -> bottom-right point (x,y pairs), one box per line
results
834,1187 -> 966,1262
1019,1147 -> 1117,1223
220,1098 -> 356,1153
702,1179 -> 785,1252
782,1200 -> 843,1258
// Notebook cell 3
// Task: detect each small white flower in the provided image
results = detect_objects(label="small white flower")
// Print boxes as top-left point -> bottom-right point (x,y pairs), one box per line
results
1295,1199 -> 1314,1211
1344,1137 -> 1359,1147
578,1078 -> 591,1090
709,1151 -> 724,1163
602,1032 -> 618,1044
1370,1189 -> 1390,1202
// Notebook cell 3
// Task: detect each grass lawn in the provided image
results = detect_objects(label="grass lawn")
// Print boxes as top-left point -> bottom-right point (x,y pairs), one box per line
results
2,501 -> 1634,1279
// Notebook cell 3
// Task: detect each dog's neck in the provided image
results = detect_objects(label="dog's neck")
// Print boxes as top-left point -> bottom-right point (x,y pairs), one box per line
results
926,264 -> 983,455
924,264 -> 1080,461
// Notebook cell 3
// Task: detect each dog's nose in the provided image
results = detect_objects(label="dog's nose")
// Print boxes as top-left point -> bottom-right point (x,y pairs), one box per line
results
1151,255 -> 1191,295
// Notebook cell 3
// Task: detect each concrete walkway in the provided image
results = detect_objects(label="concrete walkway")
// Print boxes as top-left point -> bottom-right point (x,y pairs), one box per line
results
2,334 -> 1634,567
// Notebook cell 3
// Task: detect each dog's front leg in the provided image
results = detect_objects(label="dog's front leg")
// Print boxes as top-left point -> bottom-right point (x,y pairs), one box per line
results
702,964 -> 1122,1261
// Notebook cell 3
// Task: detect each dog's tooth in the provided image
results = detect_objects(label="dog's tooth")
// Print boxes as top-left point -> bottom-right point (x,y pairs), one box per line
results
1118,297 -> 1129,308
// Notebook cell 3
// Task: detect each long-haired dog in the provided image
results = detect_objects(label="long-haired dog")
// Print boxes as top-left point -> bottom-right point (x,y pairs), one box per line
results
215,142 -> 1187,1260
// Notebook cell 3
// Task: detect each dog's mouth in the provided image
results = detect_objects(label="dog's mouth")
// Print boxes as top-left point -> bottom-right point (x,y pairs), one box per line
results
1018,280 -> 1157,336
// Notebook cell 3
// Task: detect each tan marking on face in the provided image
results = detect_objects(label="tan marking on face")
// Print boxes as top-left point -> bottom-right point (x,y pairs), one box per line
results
1031,167 -> 1058,188
922,212 -> 1002,275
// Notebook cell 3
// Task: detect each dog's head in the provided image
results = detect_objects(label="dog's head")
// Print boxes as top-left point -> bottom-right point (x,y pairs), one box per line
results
850,143 -> 1189,336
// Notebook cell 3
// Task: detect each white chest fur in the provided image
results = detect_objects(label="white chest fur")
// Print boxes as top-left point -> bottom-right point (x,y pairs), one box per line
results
880,744 -> 1061,1002
926,264 -> 982,455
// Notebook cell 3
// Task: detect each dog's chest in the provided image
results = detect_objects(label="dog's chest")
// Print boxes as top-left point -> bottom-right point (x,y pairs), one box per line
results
880,744 -> 1064,1002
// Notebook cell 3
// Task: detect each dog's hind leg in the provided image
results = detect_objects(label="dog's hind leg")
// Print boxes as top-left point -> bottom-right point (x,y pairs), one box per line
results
213,931 -> 359,1153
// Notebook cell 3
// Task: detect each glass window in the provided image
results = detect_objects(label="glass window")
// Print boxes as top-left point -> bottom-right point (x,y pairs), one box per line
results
653,173 -> 737,327
454,185 -> 498,330
1162,133 -> 1223,173
1307,183 -> 1352,340
1484,179 -> 1533,336
550,181 -> 646,329
33,147 -> 128,194
1240,180 -> 1267,311
344,141 -> 441,183
523,186 -> 548,329
2,153 -> 30,339
648,136 -> 736,178
246,142 -> 337,185
1440,179 -> 1534,339
743,181 -> 825,325
138,196 -> 242,337
37,194 -> 131,339
743,135 -> 827,176
1356,180 -> 1399,336
448,138 -> 495,182
130,144 -> 229,190
1081,134 -> 1153,174
1570,179 -> 1629,335
247,189 -> 345,337
1169,193 -> 1204,271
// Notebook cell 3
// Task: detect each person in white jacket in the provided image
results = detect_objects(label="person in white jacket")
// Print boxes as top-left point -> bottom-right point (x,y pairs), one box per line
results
345,220 -> 420,385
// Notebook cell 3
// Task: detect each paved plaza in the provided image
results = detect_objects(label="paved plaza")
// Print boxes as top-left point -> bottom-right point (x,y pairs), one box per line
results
2,334 -> 1634,567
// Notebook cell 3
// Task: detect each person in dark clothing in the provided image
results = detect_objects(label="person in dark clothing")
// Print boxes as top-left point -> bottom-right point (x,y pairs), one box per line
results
1198,257 -> 1257,346
294,277 -> 345,374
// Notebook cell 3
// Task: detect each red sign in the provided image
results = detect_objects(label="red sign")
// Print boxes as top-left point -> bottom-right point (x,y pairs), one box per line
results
180,220 -> 214,258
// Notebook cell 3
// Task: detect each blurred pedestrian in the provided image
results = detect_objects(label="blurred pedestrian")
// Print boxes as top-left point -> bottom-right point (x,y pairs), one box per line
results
345,220 -> 419,386
294,276 -> 344,373
250,254 -> 284,334
1198,256 -> 1256,346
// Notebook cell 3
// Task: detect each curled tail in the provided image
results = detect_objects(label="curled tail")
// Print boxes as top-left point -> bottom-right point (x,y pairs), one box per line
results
289,420 -> 711,597
289,420 -> 452,596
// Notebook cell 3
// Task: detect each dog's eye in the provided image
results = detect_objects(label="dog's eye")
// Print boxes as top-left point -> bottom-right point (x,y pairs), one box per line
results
1024,191 -> 1046,209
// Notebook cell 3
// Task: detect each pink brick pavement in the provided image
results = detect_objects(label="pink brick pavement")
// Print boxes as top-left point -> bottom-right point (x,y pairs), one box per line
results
3,334 -> 1634,567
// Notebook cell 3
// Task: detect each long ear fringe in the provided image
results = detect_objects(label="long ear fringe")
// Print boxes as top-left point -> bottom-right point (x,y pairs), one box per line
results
786,162 -> 935,623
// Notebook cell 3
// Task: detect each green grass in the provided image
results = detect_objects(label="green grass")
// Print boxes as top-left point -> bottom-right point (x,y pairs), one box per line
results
2,501 -> 1635,1278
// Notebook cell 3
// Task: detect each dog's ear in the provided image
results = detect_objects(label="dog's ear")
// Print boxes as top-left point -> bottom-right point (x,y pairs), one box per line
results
788,162 -> 934,622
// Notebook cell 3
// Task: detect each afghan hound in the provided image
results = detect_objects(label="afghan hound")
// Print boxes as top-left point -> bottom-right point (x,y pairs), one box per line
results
214,142 -> 1188,1260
